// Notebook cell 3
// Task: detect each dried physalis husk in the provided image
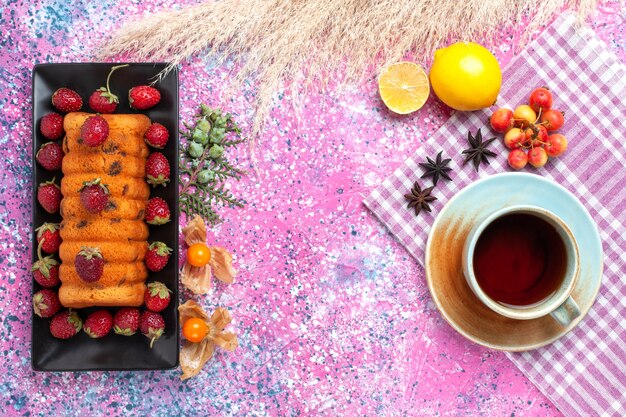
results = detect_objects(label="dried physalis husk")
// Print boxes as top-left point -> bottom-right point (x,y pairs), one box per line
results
181,262 -> 213,294
179,298 -> 210,324
179,300 -> 238,381
209,247 -> 235,284
208,308 -> 238,351
182,215 -> 206,246
180,215 -> 236,294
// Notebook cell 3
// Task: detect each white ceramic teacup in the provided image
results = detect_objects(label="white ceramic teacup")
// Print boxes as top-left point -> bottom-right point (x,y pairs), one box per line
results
462,205 -> 580,326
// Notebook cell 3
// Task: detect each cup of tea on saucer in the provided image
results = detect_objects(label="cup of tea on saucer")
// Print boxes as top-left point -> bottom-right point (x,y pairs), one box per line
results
462,205 -> 580,326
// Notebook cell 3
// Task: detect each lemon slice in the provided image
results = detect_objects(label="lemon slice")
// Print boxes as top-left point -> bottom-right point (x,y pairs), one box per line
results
378,62 -> 429,114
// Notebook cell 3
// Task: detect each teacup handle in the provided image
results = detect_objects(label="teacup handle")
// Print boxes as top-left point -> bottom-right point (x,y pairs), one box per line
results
550,296 -> 580,327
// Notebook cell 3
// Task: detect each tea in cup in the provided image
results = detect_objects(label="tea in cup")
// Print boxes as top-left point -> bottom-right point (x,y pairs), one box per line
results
462,205 -> 580,326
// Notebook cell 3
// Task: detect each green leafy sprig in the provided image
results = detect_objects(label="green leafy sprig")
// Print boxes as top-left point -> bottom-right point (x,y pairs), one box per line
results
179,104 -> 246,224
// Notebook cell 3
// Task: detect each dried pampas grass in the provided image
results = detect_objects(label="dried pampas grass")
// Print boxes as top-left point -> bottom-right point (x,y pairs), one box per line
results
100,0 -> 597,138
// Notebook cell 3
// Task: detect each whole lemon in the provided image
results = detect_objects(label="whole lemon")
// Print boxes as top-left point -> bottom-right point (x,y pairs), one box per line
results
429,42 -> 502,111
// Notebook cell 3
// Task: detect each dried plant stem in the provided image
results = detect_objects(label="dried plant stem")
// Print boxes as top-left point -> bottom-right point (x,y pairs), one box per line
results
100,0 -> 597,142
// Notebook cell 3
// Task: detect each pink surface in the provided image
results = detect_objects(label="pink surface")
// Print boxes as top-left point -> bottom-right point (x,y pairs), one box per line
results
0,1 -> 624,415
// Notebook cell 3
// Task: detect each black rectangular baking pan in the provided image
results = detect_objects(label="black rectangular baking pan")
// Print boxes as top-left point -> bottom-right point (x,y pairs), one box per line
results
32,63 -> 179,371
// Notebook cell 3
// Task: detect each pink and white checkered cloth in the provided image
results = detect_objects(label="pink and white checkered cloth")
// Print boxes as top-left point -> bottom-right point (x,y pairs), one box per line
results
364,13 -> 626,417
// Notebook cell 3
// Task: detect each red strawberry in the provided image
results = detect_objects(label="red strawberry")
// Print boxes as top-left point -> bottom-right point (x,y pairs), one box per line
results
144,123 -> 169,149
146,152 -> 170,187
79,178 -> 109,213
37,178 -> 62,213
84,309 -> 113,338
139,310 -> 165,348
32,256 -> 60,288
32,234 -> 60,287
113,307 -> 140,336
89,64 -> 128,113
36,142 -> 65,171
33,289 -> 61,318
144,281 -> 172,313
36,222 -> 61,254
80,114 -> 109,146
145,242 -> 172,272
50,310 -> 82,339
74,246 -> 104,283
145,197 -> 170,225
52,88 -> 82,113
89,91 -> 118,114
129,85 -> 161,110
39,113 -> 65,140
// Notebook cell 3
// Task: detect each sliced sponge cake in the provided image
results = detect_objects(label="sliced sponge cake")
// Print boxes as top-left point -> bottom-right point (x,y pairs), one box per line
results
58,112 -> 152,308
62,112 -> 150,158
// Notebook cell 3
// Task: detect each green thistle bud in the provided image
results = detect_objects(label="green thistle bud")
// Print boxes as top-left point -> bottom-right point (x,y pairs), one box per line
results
192,128 -> 209,145
209,131 -> 225,144
209,110 -> 222,122
215,117 -> 227,128
197,169 -> 215,184
188,142 -> 204,158
208,145 -> 224,159
197,118 -> 211,133
200,104 -> 211,116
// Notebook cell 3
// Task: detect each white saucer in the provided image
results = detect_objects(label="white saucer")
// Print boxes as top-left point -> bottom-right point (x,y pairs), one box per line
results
424,172 -> 603,351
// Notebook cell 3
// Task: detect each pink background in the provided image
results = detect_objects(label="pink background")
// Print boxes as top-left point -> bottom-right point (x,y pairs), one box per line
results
0,1 -> 624,415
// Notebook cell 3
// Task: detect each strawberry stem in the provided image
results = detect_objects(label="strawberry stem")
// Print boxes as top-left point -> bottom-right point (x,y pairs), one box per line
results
150,336 -> 156,349
106,64 -> 129,93
37,238 -> 44,261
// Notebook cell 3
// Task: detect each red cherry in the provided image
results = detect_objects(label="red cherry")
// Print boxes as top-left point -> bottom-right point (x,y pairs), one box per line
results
508,149 -> 528,170
545,134 -> 568,157
503,128 -> 526,150
524,124 -> 549,147
490,108 -> 514,133
539,109 -> 564,131
528,147 -> 548,168
529,87 -> 553,113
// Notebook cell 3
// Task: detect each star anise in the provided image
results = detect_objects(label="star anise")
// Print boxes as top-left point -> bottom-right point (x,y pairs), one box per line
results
404,181 -> 437,216
462,128 -> 497,171
419,151 -> 452,186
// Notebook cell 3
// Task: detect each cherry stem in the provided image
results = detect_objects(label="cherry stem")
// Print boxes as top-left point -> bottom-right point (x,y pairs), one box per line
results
534,108 -> 543,124
522,139 -> 548,150
106,64 -> 129,93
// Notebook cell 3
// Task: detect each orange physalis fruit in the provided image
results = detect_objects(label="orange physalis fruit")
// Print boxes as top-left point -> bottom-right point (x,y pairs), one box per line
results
187,243 -> 211,267
182,317 -> 209,343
